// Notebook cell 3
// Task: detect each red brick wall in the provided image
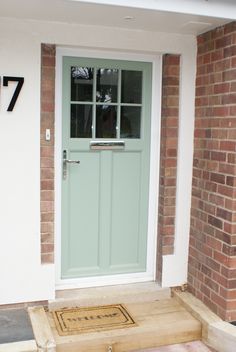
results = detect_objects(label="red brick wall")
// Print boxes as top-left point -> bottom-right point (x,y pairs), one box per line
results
188,22 -> 236,321
40,44 -> 55,264
157,54 -> 180,282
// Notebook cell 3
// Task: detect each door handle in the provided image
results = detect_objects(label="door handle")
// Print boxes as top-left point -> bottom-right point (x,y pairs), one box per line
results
63,150 -> 80,180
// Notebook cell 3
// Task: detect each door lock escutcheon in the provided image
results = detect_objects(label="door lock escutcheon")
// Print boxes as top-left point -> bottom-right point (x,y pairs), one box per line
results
63,150 -> 80,180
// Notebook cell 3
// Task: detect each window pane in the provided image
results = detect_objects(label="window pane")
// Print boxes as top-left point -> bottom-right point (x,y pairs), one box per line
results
121,70 -> 142,104
120,106 -> 141,139
96,106 -> 117,138
71,67 -> 93,102
71,104 -> 93,138
96,69 -> 118,103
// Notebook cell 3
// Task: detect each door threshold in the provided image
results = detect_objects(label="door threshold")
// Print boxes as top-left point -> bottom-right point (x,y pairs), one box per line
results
56,272 -> 155,291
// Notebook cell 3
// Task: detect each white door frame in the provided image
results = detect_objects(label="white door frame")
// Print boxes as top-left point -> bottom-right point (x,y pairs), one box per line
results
55,47 -> 162,290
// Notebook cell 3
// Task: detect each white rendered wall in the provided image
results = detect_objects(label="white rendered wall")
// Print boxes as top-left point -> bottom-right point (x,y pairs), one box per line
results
0,17 -> 196,303
0,23 -> 53,304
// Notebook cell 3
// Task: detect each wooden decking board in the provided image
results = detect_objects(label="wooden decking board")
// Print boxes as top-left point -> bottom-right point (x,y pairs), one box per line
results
28,306 -> 56,351
44,298 -> 201,351
173,291 -> 236,352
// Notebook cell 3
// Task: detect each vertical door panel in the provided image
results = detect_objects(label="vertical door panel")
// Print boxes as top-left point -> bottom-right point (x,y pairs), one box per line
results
110,152 -> 142,269
62,152 -> 101,278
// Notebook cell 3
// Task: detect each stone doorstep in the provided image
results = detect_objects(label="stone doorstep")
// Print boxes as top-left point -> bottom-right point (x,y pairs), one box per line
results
50,282 -> 171,310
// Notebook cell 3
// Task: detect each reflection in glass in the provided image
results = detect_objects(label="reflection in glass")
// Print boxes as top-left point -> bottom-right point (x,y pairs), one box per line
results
96,106 -> 117,138
120,106 -> 141,139
121,70 -> 142,104
96,69 -> 118,103
71,67 -> 93,102
71,104 -> 93,138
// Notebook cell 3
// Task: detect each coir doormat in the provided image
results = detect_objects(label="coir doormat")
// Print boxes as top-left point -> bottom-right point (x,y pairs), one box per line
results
52,304 -> 136,336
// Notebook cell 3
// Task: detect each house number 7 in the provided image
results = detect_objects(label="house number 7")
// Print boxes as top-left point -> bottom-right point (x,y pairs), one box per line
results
3,76 -> 24,111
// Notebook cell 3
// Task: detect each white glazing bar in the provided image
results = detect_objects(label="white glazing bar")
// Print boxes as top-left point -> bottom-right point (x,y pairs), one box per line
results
117,69 -> 121,139
120,103 -> 142,107
92,67 -> 97,139
95,102 -> 120,106
71,101 -> 93,104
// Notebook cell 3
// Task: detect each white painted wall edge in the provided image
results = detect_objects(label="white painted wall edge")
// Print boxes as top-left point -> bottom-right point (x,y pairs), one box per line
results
71,0 -> 236,20
0,265 -> 55,305
0,19 -> 57,304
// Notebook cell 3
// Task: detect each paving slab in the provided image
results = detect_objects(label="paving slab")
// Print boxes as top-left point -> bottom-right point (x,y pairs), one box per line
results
0,309 -> 34,344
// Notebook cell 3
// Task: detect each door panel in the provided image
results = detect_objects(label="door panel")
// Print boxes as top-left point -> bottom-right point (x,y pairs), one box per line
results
61,56 -> 152,280
63,152 -> 101,277
110,152 -> 142,267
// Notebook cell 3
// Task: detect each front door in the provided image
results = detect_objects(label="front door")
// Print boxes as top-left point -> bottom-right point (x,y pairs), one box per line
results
61,56 -> 152,280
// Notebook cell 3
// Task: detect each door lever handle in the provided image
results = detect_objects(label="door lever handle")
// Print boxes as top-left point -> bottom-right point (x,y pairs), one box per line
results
63,150 -> 80,180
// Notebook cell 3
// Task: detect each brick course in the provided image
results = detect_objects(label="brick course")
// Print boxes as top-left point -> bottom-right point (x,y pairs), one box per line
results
40,44 -> 55,264
157,54 -> 180,282
188,22 -> 236,321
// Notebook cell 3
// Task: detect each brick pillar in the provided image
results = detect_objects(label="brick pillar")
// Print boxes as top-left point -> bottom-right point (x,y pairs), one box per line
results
157,54 -> 180,282
40,44 -> 55,264
188,22 -> 236,321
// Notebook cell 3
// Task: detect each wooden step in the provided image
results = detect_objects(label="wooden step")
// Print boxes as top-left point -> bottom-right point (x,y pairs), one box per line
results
49,282 -> 171,310
29,298 -> 202,352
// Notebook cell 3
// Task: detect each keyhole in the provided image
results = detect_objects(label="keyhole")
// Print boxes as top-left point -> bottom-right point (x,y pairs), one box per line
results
107,346 -> 113,352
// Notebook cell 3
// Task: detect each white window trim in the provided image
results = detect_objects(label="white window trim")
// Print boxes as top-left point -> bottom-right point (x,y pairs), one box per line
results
54,47 -> 162,290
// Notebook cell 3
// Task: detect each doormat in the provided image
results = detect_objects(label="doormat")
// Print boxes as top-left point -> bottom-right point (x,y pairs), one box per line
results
52,304 -> 136,336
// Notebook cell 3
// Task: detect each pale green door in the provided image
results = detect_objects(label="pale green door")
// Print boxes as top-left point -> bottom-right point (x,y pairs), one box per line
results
61,56 -> 152,279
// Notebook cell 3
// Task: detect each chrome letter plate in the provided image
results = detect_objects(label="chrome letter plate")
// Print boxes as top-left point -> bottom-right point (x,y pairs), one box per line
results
90,141 -> 125,150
